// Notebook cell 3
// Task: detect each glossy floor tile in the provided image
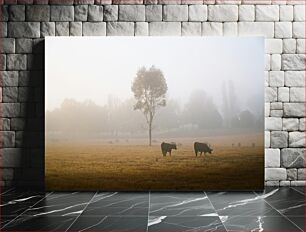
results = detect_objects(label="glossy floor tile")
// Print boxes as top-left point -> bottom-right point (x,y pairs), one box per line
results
0,187 -> 304,231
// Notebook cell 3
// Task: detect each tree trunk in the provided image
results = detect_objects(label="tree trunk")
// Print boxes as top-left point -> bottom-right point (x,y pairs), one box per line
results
149,113 -> 153,146
149,124 -> 152,146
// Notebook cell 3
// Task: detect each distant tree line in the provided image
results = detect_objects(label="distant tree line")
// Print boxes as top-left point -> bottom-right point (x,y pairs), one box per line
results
46,90 -> 263,138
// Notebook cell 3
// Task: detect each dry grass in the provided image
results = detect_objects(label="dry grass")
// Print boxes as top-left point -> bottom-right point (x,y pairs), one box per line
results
45,134 -> 264,191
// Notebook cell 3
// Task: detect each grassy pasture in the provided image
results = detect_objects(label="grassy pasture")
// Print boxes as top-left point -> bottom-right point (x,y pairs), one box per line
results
45,134 -> 264,191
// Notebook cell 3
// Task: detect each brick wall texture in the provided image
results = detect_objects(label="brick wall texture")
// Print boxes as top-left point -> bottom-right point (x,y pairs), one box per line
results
0,0 -> 305,188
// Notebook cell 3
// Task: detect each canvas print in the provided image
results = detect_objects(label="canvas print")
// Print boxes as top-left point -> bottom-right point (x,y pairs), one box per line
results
45,37 -> 264,190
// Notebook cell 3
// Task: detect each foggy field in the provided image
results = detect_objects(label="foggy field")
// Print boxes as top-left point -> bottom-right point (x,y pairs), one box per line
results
46,135 -> 264,191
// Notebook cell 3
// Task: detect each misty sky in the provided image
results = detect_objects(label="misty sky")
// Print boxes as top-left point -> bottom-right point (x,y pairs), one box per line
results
46,36 -> 264,111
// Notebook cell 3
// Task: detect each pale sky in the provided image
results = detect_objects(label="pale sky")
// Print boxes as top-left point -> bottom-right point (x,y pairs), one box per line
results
45,36 -> 264,111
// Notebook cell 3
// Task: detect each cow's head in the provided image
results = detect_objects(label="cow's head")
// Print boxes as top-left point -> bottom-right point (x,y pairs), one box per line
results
208,146 -> 213,154
171,143 -> 177,150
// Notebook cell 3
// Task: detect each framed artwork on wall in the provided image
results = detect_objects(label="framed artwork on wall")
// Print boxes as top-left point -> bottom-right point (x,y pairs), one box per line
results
45,36 -> 264,191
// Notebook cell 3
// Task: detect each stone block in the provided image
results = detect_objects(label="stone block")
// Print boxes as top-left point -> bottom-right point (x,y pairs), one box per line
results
1,148 -> 22,167
135,22 -> 148,36
0,54 -> 6,71
70,22 -> 82,36
287,168 -> 297,180
271,54 -> 281,71
293,22 -> 305,38
1,38 -> 15,53
289,132 -> 305,147
282,54 -> 305,71
119,5 -> 145,21
1,71 -> 18,87
299,118 -> 305,131
284,103 -> 305,117
265,131 -> 270,148
149,22 -> 181,36
290,181 -> 306,186
74,5 -> 88,21
238,22 -> 274,37
104,5 -> 118,21
8,22 -> 40,38
208,5 -> 238,22
294,5 -> 305,21
3,87 -> 18,102
275,22 -> 292,39
202,22 -> 222,36
223,22 -> 237,36
41,22 -> 55,37
270,110 -> 283,117
290,87 -> 305,102
297,168 -> 305,180
10,118 -> 26,130
269,71 -> 284,87
280,181 -> 290,186
265,148 -> 280,167
16,39 -> 32,53
182,22 -> 201,36
2,131 -> 15,148
283,39 -> 296,54
285,71 -> 304,87
265,87 -> 277,102
239,5 -> 255,21
145,5 -> 162,22
9,5 -> 25,21
88,5 -> 103,22
3,103 -> 20,117
55,22 -> 69,36
83,22 -> 106,36
107,22 -> 134,36
281,148 -> 305,168
283,118 -> 299,131
265,168 -> 287,181
7,54 -> 26,70
278,87 -> 289,103
271,131 -> 288,148
296,39 -> 305,54
189,5 -> 207,21
256,5 -> 279,21
265,39 -> 282,54
265,103 -> 270,117
280,5 -> 293,21
163,5 -> 188,21
51,6 -> 74,21
26,5 -> 50,21
265,117 -> 282,131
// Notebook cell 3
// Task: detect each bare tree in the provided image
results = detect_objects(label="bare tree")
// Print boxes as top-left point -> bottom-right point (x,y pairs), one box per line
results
131,66 -> 168,146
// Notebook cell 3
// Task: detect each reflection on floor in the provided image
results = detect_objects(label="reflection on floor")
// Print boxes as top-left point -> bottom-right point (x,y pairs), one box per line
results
1,187 -> 305,231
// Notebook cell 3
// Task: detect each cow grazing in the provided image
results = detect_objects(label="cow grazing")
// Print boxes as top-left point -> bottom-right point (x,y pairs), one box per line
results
161,142 -> 177,156
194,142 -> 213,156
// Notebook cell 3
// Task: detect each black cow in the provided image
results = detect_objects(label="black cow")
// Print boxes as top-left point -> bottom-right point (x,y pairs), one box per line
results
194,142 -> 213,156
161,142 -> 177,156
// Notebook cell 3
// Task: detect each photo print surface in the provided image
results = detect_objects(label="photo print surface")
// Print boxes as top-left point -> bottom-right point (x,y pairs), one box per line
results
45,37 -> 265,190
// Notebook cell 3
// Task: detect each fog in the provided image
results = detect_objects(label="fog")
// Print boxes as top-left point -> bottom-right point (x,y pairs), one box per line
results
46,37 -> 264,141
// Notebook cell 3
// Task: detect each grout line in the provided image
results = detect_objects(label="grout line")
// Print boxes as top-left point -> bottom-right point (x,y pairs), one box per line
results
290,187 -> 306,196
2,191 -> 53,230
0,187 -> 15,196
65,191 -> 98,232
146,191 -> 151,232
204,191 -> 229,232
253,190 -> 304,232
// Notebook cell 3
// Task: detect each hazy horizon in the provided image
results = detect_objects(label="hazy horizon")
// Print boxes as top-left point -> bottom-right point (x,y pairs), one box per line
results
46,36 -> 264,112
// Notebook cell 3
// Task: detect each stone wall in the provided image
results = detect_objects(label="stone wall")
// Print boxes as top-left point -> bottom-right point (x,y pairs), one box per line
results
0,0 -> 305,188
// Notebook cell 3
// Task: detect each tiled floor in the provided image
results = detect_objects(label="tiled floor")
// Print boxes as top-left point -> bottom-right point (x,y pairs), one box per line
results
0,187 -> 305,231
